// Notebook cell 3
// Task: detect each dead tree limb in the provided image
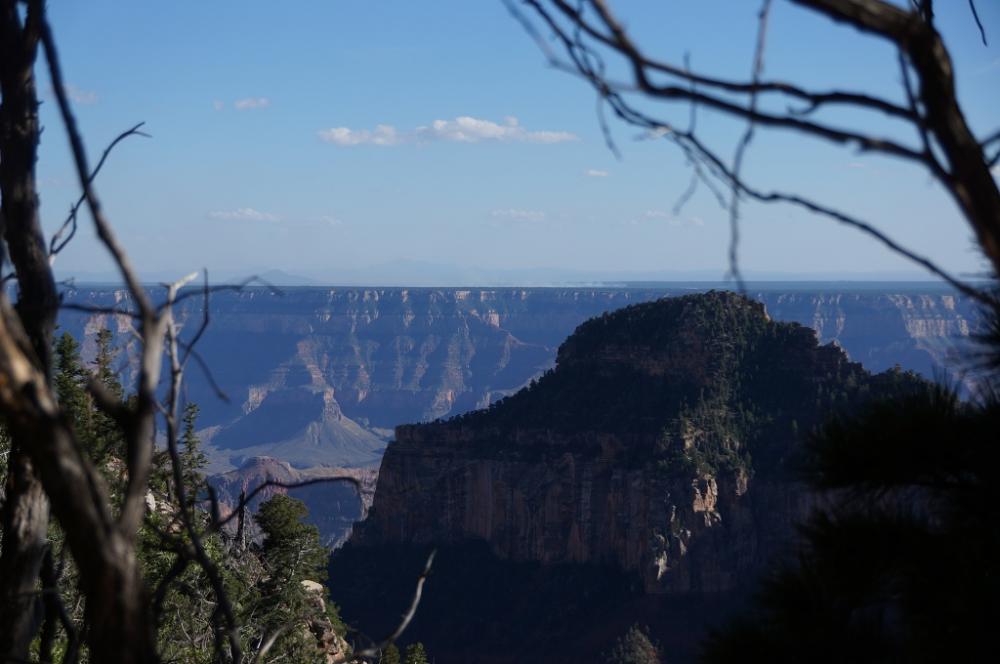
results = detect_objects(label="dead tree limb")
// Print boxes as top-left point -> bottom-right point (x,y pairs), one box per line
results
48,123 -> 151,262
349,550 -> 436,663
505,0 -> 1000,291
0,1 -> 59,657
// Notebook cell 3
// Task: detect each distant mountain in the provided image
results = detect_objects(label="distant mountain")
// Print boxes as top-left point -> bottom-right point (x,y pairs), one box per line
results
330,292 -> 929,662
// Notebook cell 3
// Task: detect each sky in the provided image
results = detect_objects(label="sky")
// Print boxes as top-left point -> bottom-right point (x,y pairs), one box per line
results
34,0 -> 1000,284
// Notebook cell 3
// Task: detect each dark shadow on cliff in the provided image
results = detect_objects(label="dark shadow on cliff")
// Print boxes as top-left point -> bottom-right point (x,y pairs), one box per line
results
329,540 -> 752,663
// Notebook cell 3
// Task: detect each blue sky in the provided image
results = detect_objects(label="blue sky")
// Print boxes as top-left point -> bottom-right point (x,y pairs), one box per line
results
36,0 -> 1000,283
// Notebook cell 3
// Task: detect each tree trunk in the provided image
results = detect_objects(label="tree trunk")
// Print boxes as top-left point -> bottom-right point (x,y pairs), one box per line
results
1,2 -> 159,660
83,542 -> 159,664
0,452 -> 49,660
0,1 -> 55,658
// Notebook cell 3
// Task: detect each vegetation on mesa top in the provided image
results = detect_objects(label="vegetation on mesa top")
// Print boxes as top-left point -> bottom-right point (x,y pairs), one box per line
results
423,292 -> 928,475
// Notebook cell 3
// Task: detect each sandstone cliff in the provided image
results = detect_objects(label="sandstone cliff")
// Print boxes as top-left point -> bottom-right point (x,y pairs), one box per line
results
355,292 -> 922,592
333,292 -> 927,661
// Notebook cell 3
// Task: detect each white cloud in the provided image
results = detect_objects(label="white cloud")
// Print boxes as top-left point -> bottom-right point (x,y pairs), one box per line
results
318,116 -> 578,147
318,125 -> 401,146
315,215 -> 343,227
585,169 -> 609,177
491,208 -> 546,222
64,84 -> 97,105
625,209 -> 704,227
208,207 -> 280,222
992,164 -> 1000,178
638,126 -> 672,141
234,97 -> 270,110
212,100 -> 225,111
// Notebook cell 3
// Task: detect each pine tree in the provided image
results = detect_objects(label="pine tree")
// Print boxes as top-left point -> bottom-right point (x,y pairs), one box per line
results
93,327 -> 123,400
254,494 -> 331,660
382,643 -> 401,664
403,642 -> 429,664
179,403 -> 207,510
53,332 -> 92,445
90,327 -> 125,463
606,625 -> 661,664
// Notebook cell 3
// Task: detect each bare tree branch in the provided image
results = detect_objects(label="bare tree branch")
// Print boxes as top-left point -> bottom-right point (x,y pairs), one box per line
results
250,625 -> 291,664
38,20 -> 153,321
351,550 -> 436,662
967,0 -> 988,46
160,270 -> 245,664
210,476 -> 365,533
152,556 -> 189,628
48,123 -> 150,263
507,0 -> 1000,295
176,340 -> 231,403
727,0 -> 774,289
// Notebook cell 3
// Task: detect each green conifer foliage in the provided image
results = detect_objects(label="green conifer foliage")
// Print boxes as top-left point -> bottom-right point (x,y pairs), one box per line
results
90,328 -> 126,464
254,494 -> 333,660
606,625 -> 661,664
54,332 -> 92,444
382,642 -> 402,664
703,304 -> 1000,663
403,642 -> 429,664
179,403 -> 207,510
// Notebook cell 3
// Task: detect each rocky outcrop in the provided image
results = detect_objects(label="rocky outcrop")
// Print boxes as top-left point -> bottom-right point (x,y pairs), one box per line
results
355,293 -> 923,593
334,293 -> 927,661
300,580 -> 352,663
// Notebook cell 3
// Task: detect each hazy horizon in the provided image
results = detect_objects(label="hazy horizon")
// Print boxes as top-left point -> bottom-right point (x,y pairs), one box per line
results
35,1 -> 1000,283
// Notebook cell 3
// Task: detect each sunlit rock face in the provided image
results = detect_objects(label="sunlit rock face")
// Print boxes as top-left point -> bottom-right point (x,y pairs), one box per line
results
352,292 -> 927,594
57,284 -> 977,471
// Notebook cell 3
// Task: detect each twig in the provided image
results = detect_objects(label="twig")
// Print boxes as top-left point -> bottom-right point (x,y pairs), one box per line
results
59,302 -> 140,319
210,477 -> 364,532
48,124 -> 150,262
351,550 -> 436,661
507,0 -> 1000,299
159,272 -> 244,663
37,19 -> 153,320
152,556 -> 190,626
727,0 -> 773,291
968,0 -> 988,46
250,624 -> 290,664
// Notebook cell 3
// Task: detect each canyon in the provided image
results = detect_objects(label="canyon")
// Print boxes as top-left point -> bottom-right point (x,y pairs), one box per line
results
57,284 -> 978,548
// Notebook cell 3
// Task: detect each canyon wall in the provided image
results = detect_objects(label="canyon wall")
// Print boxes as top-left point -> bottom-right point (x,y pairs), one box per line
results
57,284 -> 978,471
332,293 -> 930,661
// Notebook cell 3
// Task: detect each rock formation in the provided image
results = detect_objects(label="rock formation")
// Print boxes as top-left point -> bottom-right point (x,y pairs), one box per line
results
332,292 -> 927,661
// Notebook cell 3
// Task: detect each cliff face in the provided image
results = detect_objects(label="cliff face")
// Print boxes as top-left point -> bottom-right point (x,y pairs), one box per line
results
354,293 -> 922,596
57,285 -> 975,472
55,286 -> 971,563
